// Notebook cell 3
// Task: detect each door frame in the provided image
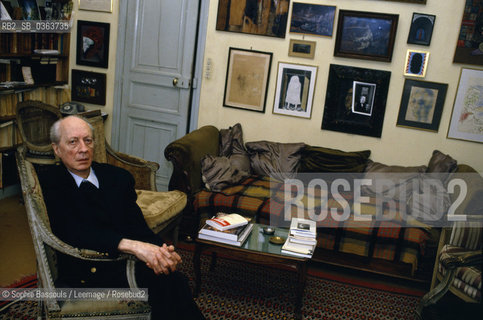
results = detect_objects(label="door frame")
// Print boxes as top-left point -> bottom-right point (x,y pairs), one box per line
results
111,0 -> 209,149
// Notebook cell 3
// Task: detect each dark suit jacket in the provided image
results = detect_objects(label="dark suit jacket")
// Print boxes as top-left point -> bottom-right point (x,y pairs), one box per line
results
39,162 -> 160,287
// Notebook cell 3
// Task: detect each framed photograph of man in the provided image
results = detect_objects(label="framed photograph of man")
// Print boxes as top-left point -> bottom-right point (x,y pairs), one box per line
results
397,79 -> 448,132
322,64 -> 391,137
273,62 -> 318,119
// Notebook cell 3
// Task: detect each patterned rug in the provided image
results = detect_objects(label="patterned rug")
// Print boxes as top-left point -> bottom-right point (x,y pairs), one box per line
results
0,250 -> 423,320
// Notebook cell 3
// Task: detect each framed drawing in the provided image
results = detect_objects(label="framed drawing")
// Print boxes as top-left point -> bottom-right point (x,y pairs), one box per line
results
453,0 -> 483,66
223,48 -> 273,113
397,79 -> 448,132
79,0 -> 113,13
288,39 -> 316,59
322,64 -> 391,137
71,69 -> 106,106
404,50 -> 430,78
76,20 -> 110,68
447,68 -> 483,143
290,3 -> 336,37
334,10 -> 398,62
376,0 -> 426,3
216,0 -> 290,38
407,13 -> 435,46
273,62 -> 318,119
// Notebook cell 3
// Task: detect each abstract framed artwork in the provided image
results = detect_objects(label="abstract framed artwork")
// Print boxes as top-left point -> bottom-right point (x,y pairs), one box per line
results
223,48 -> 273,113
407,12 -> 435,46
447,68 -> 483,143
71,69 -> 106,106
273,62 -> 318,119
453,0 -> 483,66
216,0 -> 290,38
404,50 -> 430,78
76,20 -> 110,68
288,39 -> 316,59
290,3 -> 336,37
322,64 -> 391,138
334,10 -> 399,62
397,79 -> 448,132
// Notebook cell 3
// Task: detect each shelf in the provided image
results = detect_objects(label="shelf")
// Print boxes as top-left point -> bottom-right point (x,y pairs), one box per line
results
0,53 -> 69,59
0,81 -> 67,94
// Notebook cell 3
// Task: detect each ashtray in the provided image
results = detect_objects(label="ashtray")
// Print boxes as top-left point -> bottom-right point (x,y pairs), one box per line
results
262,227 -> 275,235
269,236 -> 285,245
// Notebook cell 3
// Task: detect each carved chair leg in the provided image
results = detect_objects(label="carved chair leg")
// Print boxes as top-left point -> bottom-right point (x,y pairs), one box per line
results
415,268 -> 456,319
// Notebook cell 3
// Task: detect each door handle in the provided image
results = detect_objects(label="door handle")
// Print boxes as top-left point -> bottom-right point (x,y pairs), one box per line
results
172,78 -> 179,87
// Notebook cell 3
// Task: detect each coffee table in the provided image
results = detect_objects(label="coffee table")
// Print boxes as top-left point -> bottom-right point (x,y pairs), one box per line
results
193,223 -> 309,319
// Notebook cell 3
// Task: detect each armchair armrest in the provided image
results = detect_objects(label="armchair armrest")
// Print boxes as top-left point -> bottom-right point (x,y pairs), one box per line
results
164,125 -> 220,195
440,246 -> 483,269
105,143 -> 159,191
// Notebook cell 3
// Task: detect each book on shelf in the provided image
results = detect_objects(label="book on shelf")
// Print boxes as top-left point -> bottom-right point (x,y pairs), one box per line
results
289,218 -> 316,238
198,223 -> 254,247
199,221 -> 253,241
205,213 -> 249,231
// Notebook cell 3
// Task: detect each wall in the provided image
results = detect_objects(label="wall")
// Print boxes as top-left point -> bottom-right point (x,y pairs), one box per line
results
198,0 -> 483,172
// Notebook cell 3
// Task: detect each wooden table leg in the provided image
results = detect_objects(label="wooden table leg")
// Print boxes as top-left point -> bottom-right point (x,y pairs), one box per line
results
193,243 -> 202,297
294,261 -> 308,319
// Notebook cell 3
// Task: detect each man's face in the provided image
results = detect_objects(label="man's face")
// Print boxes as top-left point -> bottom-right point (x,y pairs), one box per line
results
52,117 -> 94,178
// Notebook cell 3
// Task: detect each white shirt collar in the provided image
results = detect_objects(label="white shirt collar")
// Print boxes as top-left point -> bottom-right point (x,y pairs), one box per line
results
69,168 -> 99,188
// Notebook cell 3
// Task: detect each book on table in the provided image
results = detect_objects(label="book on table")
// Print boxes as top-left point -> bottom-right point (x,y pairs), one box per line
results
289,218 -> 316,238
198,223 -> 254,247
199,221 -> 252,241
281,237 -> 315,258
205,213 -> 249,231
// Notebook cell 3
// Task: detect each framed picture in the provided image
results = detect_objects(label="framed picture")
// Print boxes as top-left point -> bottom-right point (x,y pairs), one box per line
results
71,69 -> 106,106
273,62 -> 318,119
376,0 -> 426,3
216,0 -> 290,38
404,50 -> 430,78
223,48 -> 273,113
447,68 -> 483,143
290,3 -> 336,37
397,79 -> 448,132
334,10 -> 398,62
407,13 -> 435,46
76,20 -> 110,68
79,0 -> 113,13
453,0 -> 483,66
288,39 -> 316,59
17,0 -> 40,20
322,64 -> 391,137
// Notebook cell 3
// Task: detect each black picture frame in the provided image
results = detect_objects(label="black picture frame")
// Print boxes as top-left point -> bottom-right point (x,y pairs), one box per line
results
407,13 -> 435,46
322,64 -> 391,138
334,10 -> 399,62
397,79 -> 448,132
377,0 -> 426,3
71,69 -> 106,106
76,20 -> 110,68
290,3 -> 336,37
453,0 -> 483,66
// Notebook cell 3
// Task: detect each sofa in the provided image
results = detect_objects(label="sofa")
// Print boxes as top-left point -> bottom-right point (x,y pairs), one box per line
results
165,124 -> 482,281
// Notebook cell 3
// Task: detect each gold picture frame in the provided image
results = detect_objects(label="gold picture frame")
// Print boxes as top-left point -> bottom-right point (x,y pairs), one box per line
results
78,0 -> 113,13
404,50 -> 429,78
288,39 -> 316,59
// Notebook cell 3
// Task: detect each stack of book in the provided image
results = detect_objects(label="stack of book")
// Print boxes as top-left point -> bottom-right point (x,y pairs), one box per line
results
281,218 -> 317,258
198,213 -> 253,246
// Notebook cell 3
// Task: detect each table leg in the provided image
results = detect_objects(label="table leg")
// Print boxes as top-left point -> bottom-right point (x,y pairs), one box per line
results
193,243 -> 202,297
295,261 -> 308,319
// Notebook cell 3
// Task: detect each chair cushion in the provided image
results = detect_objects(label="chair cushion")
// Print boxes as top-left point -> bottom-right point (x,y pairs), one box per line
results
136,190 -> 187,231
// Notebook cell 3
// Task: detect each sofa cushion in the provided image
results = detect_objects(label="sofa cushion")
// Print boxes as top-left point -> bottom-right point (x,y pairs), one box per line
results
219,123 -> 248,156
246,141 -> 305,181
427,150 -> 458,182
201,154 -> 250,191
136,190 -> 186,231
299,145 -> 371,173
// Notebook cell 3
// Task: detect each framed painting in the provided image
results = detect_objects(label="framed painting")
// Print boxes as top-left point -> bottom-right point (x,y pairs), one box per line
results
376,0 -> 426,3
71,69 -> 106,106
79,0 -> 113,13
397,79 -> 448,132
223,48 -> 273,113
273,62 -> 318,119
407,13 -> 435,46
290,3 -> 336,37
216,0 -> 290,38
453,0 -> 483,66
334,10 -> 398,62
447,68 -> 483,143
76,20 -> 110,68
288,39 -> 316,59
404,50 -> 430,78
322,64 -> 391,138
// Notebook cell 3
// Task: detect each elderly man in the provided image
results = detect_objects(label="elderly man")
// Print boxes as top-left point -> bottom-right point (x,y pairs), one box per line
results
38,115 -> 204,320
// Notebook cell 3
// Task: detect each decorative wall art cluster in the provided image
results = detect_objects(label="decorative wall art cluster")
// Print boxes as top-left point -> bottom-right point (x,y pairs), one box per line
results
215,0 -> 483,144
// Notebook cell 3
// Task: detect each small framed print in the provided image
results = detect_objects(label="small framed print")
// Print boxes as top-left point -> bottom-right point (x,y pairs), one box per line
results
288,39 -> 316,59
71,69 -> 106,105
404,50 -> 429,78
407,13 -> 435,46
290,3 -> 336,37
78,0 -> 113,13
76,20 -> 110,68
223,48 -> 273,113
397,79 -> 448,132
273,62 -> 318,119
447,68 -> 483,143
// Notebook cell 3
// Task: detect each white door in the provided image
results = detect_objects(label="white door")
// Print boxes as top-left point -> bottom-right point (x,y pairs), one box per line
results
114,0 -> 200,190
